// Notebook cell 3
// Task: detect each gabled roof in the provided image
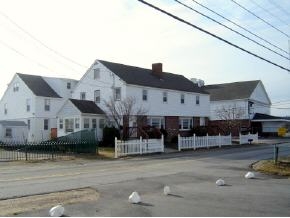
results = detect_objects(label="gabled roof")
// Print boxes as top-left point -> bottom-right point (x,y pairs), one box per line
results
98,60 -> 207,94
17,73 -> 61,98
0,120 -> 27,127
203,80 -> 260,101
69,99 -> 105,114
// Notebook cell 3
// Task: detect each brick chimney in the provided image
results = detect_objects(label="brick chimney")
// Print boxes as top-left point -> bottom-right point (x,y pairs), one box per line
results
152,63 -> 163,77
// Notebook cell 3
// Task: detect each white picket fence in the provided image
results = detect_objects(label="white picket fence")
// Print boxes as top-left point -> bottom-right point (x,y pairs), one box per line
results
115,135 -> 164,158
239,133 -> 258,144
178,134 -> 232,151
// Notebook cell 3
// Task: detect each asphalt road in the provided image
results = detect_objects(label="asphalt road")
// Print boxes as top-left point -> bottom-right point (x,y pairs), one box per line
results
0,143 -> 290,216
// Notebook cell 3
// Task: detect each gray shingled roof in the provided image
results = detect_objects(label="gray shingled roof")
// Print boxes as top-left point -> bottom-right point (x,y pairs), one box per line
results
0,120 -> 27,127
203,80 -> 260,101
70,99 -> 105,114
98,60 -> 207,94
17,73 -> 61,98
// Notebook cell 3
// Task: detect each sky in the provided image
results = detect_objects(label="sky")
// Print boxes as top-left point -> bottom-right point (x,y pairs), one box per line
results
0,0 -> 290,116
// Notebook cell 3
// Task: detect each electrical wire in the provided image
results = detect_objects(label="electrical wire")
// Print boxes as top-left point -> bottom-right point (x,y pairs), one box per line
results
0,39 -> 55,73
230,0 -> 290,38
137,0 -> 290,73
175,0 -> 289,60
191,0 -> 289,55
267,0 -> 290,19
0,10 -> 89,69
249,0 -> 290,28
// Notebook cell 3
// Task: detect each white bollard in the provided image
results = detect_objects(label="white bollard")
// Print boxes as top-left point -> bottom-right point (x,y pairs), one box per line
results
245,171 -> 255,179
49,205 -> 65,217
128,191 -> 141,204
163,186 -> 171,195
216,179 -> 225,186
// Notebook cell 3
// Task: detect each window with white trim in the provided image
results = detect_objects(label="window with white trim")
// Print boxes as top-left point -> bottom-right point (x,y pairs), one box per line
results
44,99 -> 50,111
67,82 -> 71,89
94,90 -> 100,103
196,95 -> 200,105
80,92 -> 86,100
181,94 -> 185,104
5,128 -> 12,137
114,87 -> 121,101
99,119 -> 105,129
27,119 -> 31,130
65,119 -> 74,133
163,92 -> 167,103
26,99 -> 31,112
75,118 -> 80,129
147,117 -> 165,129
179,117 -> 193,130
13,83 -> 19,92
94,68 -> 100,79
4,103 -> 7,115
142,89 -> 148,101
92,119 -> 97,129
200,117 -> 206,126
44,119 -> 49,130
83,118 -> 90,129
59,119 -> 63,129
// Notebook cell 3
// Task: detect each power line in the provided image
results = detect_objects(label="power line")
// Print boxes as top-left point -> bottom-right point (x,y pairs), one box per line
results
175,0 -> 289,61
191,0 -> 289,56
249,0 -> 290,28
0,39 -> 55,72
0,10 -> 89,69
267,0 -> 290,19
137,0 -> 290,72
230,0 -> 290,38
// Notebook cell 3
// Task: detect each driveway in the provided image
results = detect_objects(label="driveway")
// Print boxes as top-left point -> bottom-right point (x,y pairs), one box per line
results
0,143 -> 289,216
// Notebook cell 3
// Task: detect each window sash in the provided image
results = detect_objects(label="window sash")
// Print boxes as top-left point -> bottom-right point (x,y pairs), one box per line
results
196,96 -> 200,105
59,119 -> 63,129
75,118 -> 80,129
179,118 -> 192,130
80,92 -> 86,100
67,82 -> 71,89
5,128 -> 12,137
84,118 -> 90,129
94,90 -> 100,103
92,119 -> 97,129
181,94 -> 185,104
163,92 -> 167,103
44,119 -> 49,130
142,90 -> 148,101
65,119 -> 74,132
44,99 -> 50,111
115,88 -> 121,101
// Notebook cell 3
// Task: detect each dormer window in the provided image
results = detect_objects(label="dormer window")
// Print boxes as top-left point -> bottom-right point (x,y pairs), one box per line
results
94,68 -> 100,79
13,83 -> 19,92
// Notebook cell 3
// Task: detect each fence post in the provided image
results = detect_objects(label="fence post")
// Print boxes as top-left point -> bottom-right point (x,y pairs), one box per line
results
274,144 -> 279,164
206,133 -> 209,149
219,133 -> 221,148
193,134 -> 196,150
140,136 -> 143,155
178,134 -> 181,151
161,134 -> 164,152
114,137 -> 118,158
25,143 -> 28,161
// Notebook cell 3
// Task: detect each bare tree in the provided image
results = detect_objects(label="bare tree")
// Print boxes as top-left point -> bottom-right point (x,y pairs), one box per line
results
215,104 -> 246,135
104,96 -> 148,140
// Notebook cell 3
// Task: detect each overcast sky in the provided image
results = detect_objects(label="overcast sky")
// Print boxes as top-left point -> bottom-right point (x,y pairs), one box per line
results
0,0 -> 290,116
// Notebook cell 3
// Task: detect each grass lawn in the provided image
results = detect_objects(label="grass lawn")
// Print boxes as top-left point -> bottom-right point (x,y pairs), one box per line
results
252,156 -> 290,177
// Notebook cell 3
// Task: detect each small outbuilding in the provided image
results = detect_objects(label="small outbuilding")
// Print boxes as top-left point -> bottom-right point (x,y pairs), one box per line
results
0,120 -> 28,143
57,99 -> 106,140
